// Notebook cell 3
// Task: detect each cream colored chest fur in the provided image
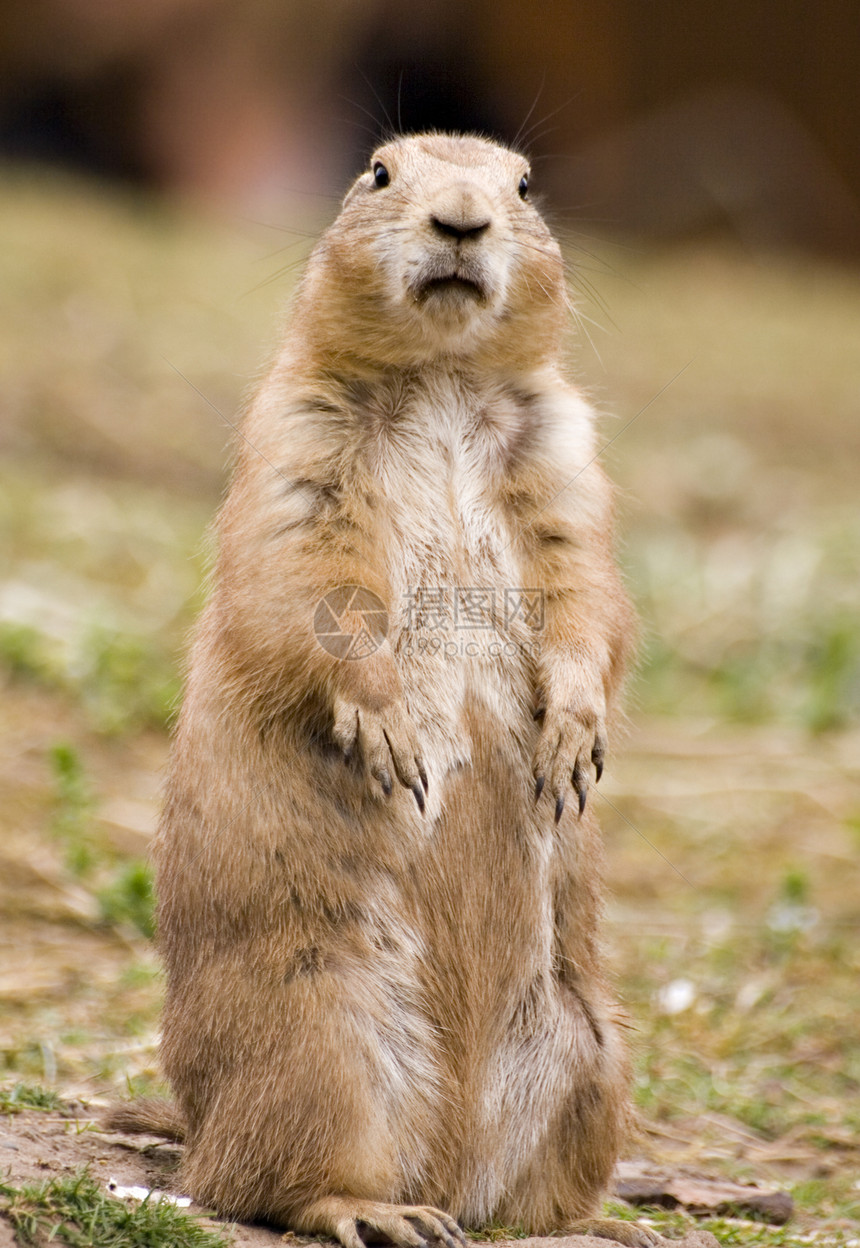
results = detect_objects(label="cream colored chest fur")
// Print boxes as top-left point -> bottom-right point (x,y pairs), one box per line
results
365,375 -> 536,777
377,377 -> 523,620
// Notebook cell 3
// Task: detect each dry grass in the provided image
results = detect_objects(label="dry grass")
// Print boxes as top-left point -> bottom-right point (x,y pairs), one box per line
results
1,166 -> 858,1245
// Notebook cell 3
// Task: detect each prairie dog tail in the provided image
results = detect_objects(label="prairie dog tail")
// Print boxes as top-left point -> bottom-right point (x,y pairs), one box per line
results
103,1097 -> 186,1143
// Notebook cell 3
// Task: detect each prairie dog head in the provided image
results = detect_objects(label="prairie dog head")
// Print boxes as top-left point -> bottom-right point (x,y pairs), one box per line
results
296,133 -> 567,369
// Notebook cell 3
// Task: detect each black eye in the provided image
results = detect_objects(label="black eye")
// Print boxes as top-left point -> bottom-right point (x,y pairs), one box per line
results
372,161 -> 390,189
518,174 -> 529,199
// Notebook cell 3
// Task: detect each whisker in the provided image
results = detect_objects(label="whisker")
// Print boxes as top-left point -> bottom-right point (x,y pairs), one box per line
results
517,92 -> 583,149
512,77 -> 547,151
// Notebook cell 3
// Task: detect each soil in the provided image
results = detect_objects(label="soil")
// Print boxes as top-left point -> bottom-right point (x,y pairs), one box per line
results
0,1107 -> 728,1248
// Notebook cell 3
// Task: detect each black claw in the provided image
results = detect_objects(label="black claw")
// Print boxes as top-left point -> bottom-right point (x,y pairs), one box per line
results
419,763 -> 429,793
592,737 -> 606,784
411,781 -> 426,814
554,794 -> 565,823
578,786 -> 587,816
379,769 -> 393,797
534,776 -> 546,802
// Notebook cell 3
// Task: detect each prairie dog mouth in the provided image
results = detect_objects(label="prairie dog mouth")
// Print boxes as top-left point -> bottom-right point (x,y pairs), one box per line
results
415,273 -> 487,302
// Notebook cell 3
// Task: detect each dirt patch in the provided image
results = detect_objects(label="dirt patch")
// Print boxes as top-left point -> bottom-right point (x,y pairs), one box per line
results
0,1109 -> 787,1248
0,1108 -> 290,1246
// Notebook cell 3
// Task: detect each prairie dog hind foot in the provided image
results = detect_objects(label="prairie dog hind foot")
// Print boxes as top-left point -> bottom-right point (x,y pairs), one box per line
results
295,1195 -> 467,1248
565,1216 -> 665,1245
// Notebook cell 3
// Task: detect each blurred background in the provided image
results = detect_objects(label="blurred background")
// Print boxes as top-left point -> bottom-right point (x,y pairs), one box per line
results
1,0 -> 859,251
1,1 -> 859,1242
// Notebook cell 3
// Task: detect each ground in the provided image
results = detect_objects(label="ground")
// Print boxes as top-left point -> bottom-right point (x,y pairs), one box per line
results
0,168 -> 859,1246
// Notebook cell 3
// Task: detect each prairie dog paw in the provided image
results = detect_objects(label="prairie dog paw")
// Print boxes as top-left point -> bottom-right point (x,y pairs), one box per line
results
297,1196 -> 466,1248
333,696 -> 428,812
532,707 -> 606,822
565,1216 -> 665,1246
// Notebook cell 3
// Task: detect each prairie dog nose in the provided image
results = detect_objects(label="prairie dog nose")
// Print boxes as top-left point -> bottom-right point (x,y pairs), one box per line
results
431,214 -> 490,241
429,183 -> 493,241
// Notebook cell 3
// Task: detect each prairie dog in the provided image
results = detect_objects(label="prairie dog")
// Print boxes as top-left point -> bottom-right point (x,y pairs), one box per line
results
128,134 -> 649,1246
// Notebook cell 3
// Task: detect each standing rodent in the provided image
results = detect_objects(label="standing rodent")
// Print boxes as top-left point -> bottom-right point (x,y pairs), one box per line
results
109,134 -> 652,1246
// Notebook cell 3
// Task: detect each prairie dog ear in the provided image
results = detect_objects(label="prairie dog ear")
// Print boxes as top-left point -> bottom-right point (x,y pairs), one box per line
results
340,170 -> 371,208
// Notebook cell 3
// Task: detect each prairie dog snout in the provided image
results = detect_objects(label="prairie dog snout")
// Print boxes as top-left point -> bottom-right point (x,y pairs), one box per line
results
414,182 -> 499,305
314,135 -> 563,360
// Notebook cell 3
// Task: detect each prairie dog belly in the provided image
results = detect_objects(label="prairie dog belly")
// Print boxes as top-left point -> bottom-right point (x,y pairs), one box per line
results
377,381 -> 538,795
369,391 -> 579,1212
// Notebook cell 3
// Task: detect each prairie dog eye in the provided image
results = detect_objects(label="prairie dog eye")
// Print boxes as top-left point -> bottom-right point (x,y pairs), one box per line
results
372,162 -> 390,188
518,174 -> 529,199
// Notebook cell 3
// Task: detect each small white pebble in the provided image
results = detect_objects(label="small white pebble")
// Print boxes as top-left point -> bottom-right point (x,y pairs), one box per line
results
766,901 -> 819,933
701,908 -> 734,941
107,1178 -> 191,1207
735,976 -> 768,1011
657,978 -> 696,1014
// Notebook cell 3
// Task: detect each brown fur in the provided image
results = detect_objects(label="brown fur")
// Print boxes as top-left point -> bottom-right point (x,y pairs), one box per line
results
105,1097 -> 186,1142
124,135 -> 647,1246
